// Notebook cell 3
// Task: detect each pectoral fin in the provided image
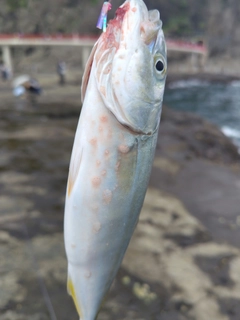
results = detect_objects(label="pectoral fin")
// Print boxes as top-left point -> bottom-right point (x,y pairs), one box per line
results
81,40 -> 99,103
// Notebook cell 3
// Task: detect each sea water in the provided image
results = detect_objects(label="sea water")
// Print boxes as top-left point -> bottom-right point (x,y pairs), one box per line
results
164,79 -> 240,151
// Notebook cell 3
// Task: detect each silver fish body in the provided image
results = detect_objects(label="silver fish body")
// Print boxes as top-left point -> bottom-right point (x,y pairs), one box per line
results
64,0 -> 167,319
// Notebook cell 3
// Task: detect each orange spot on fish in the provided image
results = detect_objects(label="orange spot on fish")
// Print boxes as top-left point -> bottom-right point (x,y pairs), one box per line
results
92,176 -> 101,188
105,150 -> 110,157
89,138 -> 97,146
118,144 -> 130,154
132,7 -> 137,12
103,189 -> 112,204
100,115 -> 108,123
99,126 -> 103,132
119,55 -> 125,59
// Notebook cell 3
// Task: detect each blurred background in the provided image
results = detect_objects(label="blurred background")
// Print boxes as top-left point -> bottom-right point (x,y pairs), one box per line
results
1,0 -> 240,72
0,0 -> 240,320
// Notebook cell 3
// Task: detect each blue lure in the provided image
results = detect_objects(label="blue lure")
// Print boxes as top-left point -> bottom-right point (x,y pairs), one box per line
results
96,1 -> 112,32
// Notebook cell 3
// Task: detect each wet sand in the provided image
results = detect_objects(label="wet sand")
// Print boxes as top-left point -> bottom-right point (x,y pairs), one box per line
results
1,78 -> 240,320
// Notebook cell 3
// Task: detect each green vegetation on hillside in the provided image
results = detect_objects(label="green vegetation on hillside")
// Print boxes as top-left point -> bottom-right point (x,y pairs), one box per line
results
6,0 -> 28,10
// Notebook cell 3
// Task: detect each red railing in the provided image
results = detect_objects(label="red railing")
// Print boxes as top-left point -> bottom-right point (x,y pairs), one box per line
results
0,34 -> 207,53
0,33 -> 98,40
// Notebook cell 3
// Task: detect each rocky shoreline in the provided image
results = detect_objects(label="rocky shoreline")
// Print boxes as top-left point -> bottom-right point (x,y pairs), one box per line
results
0,78 -> 240,320
166,72 -> 240,86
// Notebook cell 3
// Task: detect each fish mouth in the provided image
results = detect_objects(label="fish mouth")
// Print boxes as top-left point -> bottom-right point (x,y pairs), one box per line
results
101,0 -> 162,52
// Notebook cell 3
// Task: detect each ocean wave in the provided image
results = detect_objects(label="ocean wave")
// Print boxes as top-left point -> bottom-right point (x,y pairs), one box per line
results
221,126 -> 240,153
168,79 -> 210,89
221,126 -> 240,139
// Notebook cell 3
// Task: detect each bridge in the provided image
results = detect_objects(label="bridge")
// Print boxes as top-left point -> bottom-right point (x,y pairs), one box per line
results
0,34 -> 208,72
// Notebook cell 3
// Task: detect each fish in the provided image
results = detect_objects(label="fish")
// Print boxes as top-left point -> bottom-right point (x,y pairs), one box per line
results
64,0 -> 167,319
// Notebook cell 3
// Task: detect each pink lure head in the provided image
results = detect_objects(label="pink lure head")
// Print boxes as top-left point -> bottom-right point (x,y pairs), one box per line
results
96,1 -> 112,32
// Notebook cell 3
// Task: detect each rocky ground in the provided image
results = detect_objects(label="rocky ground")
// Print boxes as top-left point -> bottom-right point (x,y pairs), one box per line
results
0,76 -> 240,320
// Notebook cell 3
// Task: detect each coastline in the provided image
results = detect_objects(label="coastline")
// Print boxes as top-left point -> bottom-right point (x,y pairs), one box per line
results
166,71 -> 240,86
164,64 -> 240,152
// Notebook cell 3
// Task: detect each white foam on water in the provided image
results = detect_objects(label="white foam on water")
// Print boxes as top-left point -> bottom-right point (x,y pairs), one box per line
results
221,126 -> 240,139
230,80 -> 240,87
168,79 -> 210,89
221,126 -> 240,154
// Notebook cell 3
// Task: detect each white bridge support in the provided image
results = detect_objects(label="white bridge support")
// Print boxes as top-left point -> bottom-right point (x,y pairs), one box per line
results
190,53 -> 205,71
2,45 -> 12,71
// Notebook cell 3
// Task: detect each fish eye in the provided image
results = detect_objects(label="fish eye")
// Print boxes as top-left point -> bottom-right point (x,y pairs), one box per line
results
155,59 -> 164,72
154,55 -> 166,76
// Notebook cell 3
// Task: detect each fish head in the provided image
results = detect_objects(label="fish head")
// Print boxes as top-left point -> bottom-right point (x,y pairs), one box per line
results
82,0 -> 167,135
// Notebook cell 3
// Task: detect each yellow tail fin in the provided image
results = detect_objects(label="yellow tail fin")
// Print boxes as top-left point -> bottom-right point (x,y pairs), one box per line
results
67,276 -> 82,318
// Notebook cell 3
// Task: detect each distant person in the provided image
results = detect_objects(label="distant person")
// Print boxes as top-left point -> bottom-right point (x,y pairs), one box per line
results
25,78 -> 42,95
57,60 -> 66,85
0,64 -> 11,81
25,78 -> 42,107
12,75 -> 42,107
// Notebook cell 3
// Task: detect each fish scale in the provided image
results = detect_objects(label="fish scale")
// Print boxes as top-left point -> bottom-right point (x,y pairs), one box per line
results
64,0 -> 167,319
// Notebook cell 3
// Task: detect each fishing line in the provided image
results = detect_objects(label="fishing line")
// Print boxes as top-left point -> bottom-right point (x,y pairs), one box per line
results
22,221 -> 58,320
96,0 -> 112,32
